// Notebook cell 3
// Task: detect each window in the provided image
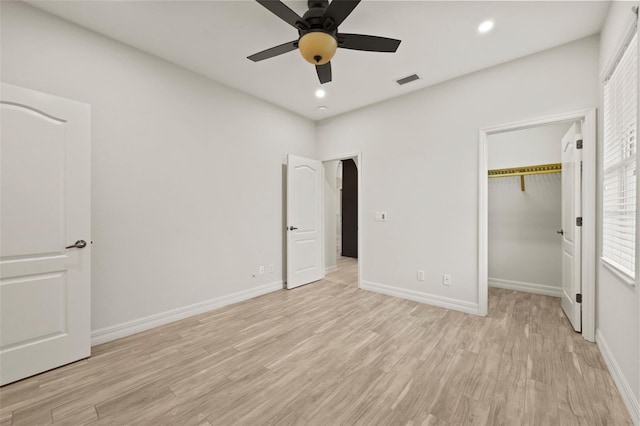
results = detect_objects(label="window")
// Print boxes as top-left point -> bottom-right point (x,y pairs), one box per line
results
603,32 -> 638,280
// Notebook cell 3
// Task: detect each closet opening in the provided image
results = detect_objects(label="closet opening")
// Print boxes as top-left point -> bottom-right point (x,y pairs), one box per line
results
488,121 -> 580,326
478,109 -> 597,342
323,156 -> 360,288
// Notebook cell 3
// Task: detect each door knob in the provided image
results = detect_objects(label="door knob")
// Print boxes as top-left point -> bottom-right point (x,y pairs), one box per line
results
65,240 -> 87,249
556,230 -> 564,235
288,226 -> 298,231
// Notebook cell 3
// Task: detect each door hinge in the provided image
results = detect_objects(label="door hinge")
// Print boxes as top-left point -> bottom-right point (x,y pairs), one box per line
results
576,217 -> 582,227
576,139 -> 583,149
576,293 -> 582,303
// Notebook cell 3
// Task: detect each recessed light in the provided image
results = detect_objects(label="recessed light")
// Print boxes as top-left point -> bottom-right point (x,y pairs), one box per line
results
478,20 -> 494,34
318,106 -> 328,111
315,88 -> 326,98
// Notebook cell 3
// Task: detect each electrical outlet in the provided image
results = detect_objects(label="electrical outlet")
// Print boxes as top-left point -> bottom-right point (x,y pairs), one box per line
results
268,264 -> 274,273
443,274 -> 452,286
417,270 -> 425,281
259,266 -> 265,274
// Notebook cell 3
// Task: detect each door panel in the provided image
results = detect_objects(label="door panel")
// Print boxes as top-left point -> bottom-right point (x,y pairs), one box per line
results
294,165 -> 318,231
287,155 -> 324,289
561,123 -> 582,332
0,83 -> 91,385
1,105 -> 66,257
1,272 -> 67,348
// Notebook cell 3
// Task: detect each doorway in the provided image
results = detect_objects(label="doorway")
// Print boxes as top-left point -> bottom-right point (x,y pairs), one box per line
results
479,109 -> 596,342
486,121 -> 581,330
322,153 -> 361,288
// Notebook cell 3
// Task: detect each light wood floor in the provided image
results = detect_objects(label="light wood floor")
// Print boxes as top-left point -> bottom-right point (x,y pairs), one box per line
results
0,274 -> 631,425
325,256 -> 358,287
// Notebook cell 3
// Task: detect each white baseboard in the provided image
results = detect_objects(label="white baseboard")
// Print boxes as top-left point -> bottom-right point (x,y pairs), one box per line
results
488,278 -> 562,298
91,281 -> 283,346
596,329 -> 640,425
325,265 -> 338,274
360,280 -> 479,315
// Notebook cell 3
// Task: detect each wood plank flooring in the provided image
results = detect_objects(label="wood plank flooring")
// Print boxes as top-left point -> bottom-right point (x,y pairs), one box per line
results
0,262 -> 631,425
325,256 -> 358,287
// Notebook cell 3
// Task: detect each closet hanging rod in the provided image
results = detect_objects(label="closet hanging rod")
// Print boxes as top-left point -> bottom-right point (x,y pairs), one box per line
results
488,163 -> 562,192
488,162 -> 562,178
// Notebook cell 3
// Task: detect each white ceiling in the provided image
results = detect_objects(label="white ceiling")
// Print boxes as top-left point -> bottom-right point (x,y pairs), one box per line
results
28,1 -> 610,121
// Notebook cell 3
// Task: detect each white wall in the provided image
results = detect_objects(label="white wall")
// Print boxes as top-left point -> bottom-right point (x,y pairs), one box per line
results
597,1 -> 640,419
488,123 -> 569,169
1,2 -> 316,333
317,36 -> 599,312
488,124 -> 569,294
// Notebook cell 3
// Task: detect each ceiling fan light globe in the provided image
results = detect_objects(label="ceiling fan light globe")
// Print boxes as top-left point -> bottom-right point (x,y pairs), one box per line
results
298,32 -> 337,65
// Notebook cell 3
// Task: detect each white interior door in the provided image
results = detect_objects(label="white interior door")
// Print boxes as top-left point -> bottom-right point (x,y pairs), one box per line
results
561,123 -> 582,332
286,154 -> 324,289
1,83 -> 91,385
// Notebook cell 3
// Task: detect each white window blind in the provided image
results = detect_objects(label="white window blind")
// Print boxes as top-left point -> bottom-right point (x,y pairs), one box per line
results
603,32 -> 638,279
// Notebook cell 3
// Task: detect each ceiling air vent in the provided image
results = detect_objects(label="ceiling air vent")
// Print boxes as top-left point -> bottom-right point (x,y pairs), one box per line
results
396,74 -> 420,86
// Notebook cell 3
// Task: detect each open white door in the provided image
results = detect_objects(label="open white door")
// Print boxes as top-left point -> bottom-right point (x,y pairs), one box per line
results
561,123 -> 582,332
286,155 -> 324,289
1,83 -> 91,385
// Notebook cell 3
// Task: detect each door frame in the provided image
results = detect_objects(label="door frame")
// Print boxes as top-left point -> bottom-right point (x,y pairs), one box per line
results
320,152 -> 363,289
478,108 -> 597,342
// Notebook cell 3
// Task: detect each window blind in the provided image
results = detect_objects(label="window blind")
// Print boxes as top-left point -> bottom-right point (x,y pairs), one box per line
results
603,32 -> 638,279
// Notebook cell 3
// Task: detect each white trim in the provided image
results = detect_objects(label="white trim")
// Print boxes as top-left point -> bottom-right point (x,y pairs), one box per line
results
91,281 -> 283,346
479,109 -> 596,135
325,265 -> 338,274
320,151 -> 363,290
488,278 -> 562,298
479,128 -> 488,317
637,23 -> 640,420
600,11 -> 638,82
478,108 -> 597,342
361,280 -> 479,315
319,152 -> 361,162
596,330 -> 640,425
601,257 -> 635,286
581,109 -> 597,342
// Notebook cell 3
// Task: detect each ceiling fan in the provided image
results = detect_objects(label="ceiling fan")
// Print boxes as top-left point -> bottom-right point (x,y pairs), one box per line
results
248,0 -> 402,84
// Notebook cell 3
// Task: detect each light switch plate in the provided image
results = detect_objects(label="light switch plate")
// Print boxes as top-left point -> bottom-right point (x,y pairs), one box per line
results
375,211 -> 387,221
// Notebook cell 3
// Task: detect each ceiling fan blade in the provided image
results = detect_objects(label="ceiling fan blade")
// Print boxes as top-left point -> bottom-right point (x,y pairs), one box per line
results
316,62 -> 332,84
256,0 -> 304,29
323,0 -> 361,28
248,40 -> 298,62
337,33 -> 401,52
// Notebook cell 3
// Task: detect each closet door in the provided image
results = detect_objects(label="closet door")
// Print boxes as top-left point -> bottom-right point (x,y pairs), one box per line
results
560,123 -> 582,332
